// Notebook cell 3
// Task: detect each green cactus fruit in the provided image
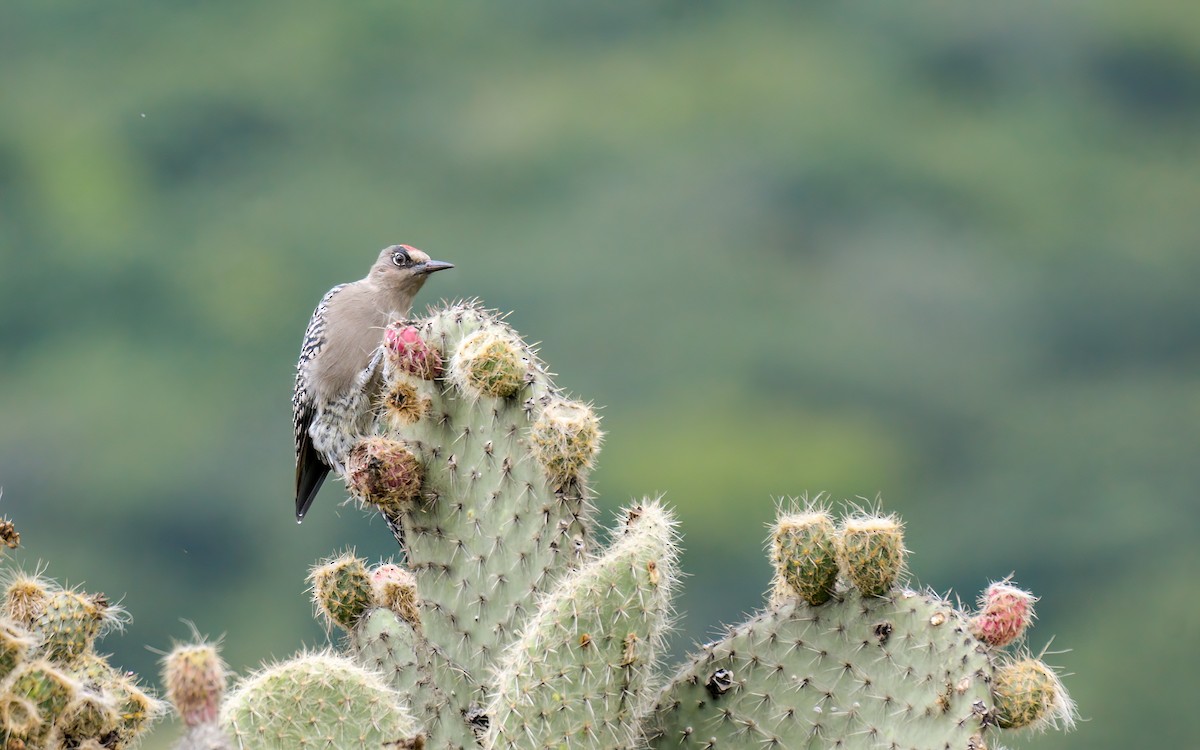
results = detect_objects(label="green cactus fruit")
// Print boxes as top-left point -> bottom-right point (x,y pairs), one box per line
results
221,652 -> 420,750
486,500 -> 678,750
385,324 -> 443,380
346,437 -> 425,518
992,657 -> 1076,731
836,513 -> 906,596
4,572 -> 52,629
309,553 -> 373,632
970,581 -> 1036,648
449,328 -> 527,400
530,397 -> 602,489
646,588 -> 994,750
370,302 -> 595,704
770,509 -> 840,606
369,563 -> 420,627
7,660 -> 79,743
0,619 -> 33,681
162,643 -> 227,727
33,590 -> 113,666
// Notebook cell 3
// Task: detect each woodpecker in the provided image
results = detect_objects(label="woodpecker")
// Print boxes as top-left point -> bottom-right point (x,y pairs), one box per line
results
293,245 -> 453,521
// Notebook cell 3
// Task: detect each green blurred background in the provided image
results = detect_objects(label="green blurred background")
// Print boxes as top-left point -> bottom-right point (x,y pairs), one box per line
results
2,2 -> 1198,747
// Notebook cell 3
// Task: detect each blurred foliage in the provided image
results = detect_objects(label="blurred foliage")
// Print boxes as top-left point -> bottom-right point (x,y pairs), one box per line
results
2,2 -> 1198,748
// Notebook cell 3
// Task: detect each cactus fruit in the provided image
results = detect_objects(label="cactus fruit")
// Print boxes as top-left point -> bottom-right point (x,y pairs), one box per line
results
770,509 -> 840,606
370,563 -> 420,627
529,397 -> 602,488
4,572 -> 50,629
346,437 -> 425,517
971,581 -> 1036,648
162,643 -> 227,727
486,500 -> 678,750
221,651 -> 421,750
992,657 -> 1076,731
309,553 -> 374,632
836,513 -> 907,596
386,324 -> 444,380
449,328 -> 526,400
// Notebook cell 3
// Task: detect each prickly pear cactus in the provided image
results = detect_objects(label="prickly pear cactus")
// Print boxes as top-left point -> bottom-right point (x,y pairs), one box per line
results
220,652 -> 420,750
179,300 -> 1074,750
0,518 -> 164,750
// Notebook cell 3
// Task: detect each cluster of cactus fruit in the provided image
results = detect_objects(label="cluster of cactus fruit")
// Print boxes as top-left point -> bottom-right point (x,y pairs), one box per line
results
154,300 -> 1070,750
0,520 -> 163,750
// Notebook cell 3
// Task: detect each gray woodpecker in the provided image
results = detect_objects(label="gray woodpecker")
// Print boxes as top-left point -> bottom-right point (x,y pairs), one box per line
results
293,245 -> 453,521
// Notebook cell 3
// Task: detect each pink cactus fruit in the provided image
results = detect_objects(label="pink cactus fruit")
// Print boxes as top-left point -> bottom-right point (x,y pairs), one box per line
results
970,581 -> 1036,647
162,643 -> 226,727
385,324 -> 442,380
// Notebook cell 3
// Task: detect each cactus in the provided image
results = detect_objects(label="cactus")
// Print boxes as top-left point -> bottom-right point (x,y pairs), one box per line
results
152,299 -> 1074,750
0,518 -> 164,750
485,500 -> 677,750
220,651 -> 421,749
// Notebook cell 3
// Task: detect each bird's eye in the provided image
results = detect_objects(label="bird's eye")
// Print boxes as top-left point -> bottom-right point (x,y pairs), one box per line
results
391,250 -> 412,267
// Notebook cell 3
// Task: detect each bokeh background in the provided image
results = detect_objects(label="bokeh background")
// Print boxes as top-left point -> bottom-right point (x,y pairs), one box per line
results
3,2 -> 1198,748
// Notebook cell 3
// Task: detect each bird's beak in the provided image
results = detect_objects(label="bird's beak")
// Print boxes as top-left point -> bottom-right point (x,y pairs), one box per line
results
418,260 -> 454,274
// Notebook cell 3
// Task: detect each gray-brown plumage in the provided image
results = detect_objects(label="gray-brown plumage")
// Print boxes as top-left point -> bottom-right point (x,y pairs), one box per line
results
293,245 -> 453,521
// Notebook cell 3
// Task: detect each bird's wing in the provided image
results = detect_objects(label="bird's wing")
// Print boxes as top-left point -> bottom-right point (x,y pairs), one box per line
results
293,283 -> 348,520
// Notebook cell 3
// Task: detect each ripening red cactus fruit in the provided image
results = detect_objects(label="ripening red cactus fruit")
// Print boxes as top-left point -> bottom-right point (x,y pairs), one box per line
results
385,324 -> 442,380
970,581 -> 1036,648
162,643 -> 227,727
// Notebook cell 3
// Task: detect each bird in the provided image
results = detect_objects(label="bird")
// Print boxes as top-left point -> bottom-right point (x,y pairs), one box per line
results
293,244 -> 453,522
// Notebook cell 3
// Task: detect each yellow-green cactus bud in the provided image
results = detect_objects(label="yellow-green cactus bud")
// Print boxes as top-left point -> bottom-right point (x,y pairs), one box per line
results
450,329 -> 526,399
970,581 -> 1036,648
530,398 -> 602,487
993,658 -> 1076,731
4,571 -> 52,628
836,513 -> 906,596
770,509 -> 840,606
310,553 -> 374,631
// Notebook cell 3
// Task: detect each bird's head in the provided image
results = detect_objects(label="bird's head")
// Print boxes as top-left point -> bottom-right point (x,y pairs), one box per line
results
369,244 -> 454,296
